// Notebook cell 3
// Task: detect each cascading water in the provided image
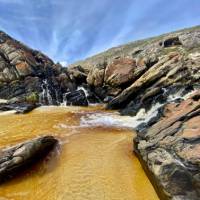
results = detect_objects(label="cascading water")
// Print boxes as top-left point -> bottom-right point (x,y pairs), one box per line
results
60,92 -> 70,106
39,79 -> 53,105
77,86 -> 102,105
80,102 -> 163,129
60,86 -> 91,106
80,88 -> 197,130
77,86 -> 89,97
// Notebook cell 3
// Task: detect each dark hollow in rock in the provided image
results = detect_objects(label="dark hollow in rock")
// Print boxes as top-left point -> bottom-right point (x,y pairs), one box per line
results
159,36 -> 182,47
0,136 -> 58,183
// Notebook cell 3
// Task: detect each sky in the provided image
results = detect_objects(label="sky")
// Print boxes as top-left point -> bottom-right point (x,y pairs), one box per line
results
0,0 -> 199,65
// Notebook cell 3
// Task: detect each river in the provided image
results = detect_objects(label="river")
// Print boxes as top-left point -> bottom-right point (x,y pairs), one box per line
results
0,106 -> 158,200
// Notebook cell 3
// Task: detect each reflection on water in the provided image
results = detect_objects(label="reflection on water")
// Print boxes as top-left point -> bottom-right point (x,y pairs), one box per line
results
0,106 -> 158,200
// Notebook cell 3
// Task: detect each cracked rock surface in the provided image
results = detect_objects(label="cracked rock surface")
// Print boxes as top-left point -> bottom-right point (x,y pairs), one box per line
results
134,91 -> 200,200
0,136 -> 57,183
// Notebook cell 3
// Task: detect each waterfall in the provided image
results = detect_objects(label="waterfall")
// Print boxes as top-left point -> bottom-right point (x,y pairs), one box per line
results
39,79 -> 53,105
60,86 -> 90,106
77,86 -> 102,105
60,92 -> 70,106
77,86 -> 89,97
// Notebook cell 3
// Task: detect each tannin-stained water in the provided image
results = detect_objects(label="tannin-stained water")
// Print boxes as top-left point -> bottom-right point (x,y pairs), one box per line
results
0,106 -> 158,200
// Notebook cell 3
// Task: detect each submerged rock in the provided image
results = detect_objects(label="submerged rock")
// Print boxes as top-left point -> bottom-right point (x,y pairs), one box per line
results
0,136 -> 57,183
0,102 -> 38,114
134,91 -> 200,200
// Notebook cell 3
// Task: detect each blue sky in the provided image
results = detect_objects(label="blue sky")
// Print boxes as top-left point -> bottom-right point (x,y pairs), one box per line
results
0,0 -> 199,64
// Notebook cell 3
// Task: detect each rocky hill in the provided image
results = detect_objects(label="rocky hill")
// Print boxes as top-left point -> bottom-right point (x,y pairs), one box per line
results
0,31 -> 92,111
69,26 -> 200,107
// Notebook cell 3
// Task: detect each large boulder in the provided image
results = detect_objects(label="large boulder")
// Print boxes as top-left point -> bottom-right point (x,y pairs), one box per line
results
0,136 -> 57,182
0,102 -> 38,114
63,90 -> 88,106
104,57 -> 140,87
87,62 -> 106,87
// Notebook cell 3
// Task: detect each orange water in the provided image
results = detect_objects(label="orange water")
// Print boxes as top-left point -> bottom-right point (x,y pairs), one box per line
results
0,106 -> 158,200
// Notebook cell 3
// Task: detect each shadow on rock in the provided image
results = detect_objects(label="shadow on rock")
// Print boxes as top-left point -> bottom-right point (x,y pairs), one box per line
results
0,136 -> 58,184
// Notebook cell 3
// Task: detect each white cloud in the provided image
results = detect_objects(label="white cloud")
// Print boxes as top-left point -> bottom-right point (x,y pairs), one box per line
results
59,61 -> 68,67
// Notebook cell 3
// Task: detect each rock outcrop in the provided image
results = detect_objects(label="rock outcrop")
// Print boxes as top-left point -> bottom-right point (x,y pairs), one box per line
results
0,31 -> 83,106
69,26 -> 200,106
134,91 -> 200,200
63,89 -> 88,106
0,136 -> 57,183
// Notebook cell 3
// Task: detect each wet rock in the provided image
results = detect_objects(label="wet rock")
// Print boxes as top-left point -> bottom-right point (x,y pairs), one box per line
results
78,84 -> 101,104
0,102 -> 38,114
0,31 -> 76,106
68,65 -> 87,84
107,52 -> 200,109
64,90 -> 88,106
103,96 -> 114,103
134,92 -> 200,200
57,72 -> 76,93
0,136 -> 57,182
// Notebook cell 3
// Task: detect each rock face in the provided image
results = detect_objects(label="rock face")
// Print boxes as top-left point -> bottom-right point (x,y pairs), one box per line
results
107,52 -> 200,111
63,89 -> 88,106
0,31 -> 78,106
0,136 -> 57,182
134,92 -> 200,200
69,26 -> 200,106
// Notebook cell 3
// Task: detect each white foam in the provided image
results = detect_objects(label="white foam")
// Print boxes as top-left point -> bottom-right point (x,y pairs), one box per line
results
0,99 -> 8,103
80,102 -> 163,129
0,110 -> 16,115
80,89 -> 197,129
80,112 -> 135,129
77,86 -> 89,97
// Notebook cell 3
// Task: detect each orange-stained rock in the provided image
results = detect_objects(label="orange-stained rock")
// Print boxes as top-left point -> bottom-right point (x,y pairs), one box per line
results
104,58 -> 137,87
15,62 -> 33,76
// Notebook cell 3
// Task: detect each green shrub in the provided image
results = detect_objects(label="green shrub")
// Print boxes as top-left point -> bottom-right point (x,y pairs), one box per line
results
25,92 -> 39,103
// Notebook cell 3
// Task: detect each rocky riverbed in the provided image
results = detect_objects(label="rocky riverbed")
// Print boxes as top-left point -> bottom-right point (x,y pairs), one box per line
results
0,26 -> 200,199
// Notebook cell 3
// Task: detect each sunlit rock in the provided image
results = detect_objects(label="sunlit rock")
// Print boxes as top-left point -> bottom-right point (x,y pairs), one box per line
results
0,136 -> 57,183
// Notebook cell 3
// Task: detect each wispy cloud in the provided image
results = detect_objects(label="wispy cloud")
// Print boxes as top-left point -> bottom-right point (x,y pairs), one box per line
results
0,0 -> 199,64
0,0 -> 24,4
